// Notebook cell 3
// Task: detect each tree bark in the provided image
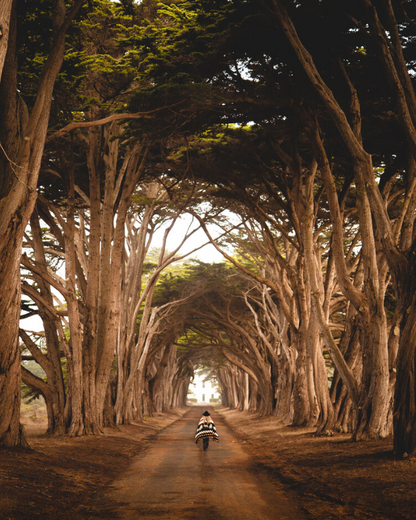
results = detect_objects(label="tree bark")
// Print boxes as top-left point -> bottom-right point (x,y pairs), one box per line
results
0,0 -> 84,447
0,0 -> 13,83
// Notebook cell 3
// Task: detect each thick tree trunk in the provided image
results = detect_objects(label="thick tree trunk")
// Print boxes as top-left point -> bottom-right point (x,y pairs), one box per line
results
96,142 -> 148,424
20,365 -> 64,435
95,132 -> 122,422
0,249 -> 28,447
334,386 -> 356,434
0,190 -> 38,448
393,269 -> 416,457
81,127 -> 101,434
0,0 -> 84,447
0,0 -> 13,83
148,346 -> 172,413
117,301 -> 159,423
0,1 -> 28,448
248,379 -> 261,412
63,167 -> 93,436
274,352 -> 295,423
331,318 -> 362,433
308,316 -> 334,434
291,334 -> 312,426
352,168 -> 390,440
114,189 -> 157,423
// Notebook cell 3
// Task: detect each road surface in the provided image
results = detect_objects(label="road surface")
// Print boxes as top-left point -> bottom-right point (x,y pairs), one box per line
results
95,406 -> 304,520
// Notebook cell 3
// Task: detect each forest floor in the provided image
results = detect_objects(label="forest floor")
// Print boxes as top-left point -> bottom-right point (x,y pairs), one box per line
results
0,405 -> 415,520
220,408 -> 416,520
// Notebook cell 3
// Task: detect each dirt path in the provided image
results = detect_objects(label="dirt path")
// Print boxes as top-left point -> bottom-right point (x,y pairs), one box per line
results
94,406 -> 304,520
3,407 -> 416,519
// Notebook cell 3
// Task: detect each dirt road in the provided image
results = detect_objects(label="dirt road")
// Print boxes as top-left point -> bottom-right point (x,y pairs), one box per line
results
95,406 -> 304,520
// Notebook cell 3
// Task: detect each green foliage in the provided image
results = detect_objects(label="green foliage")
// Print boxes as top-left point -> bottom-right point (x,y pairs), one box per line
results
149,259 -> 256,380
152,260 -> 234,306
16,0 -> 56,104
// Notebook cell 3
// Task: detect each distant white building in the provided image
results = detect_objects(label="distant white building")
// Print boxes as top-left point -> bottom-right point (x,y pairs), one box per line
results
188,373 -> 221,403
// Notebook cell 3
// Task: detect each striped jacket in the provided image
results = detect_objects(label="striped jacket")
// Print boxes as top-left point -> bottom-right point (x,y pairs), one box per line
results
195,416 -> 219,443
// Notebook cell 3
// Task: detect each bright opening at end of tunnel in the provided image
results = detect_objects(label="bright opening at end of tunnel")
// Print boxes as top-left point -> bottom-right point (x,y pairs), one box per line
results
187,371 -> 221,405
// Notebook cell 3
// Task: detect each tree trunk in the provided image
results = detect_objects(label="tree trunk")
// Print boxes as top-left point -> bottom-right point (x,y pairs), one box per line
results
352,168 -> 390,440
81,127 -> 102,434
308,314 -> 334,434
291,333 -> 311,426
0,0 -> 84,447
0,0 -> 13,83
242,372 -> 250,411
393,269 -> 416,457
331,317 -> 362,433
0,249 -> 28,447
274,351 -> 295,423
95,141 -> 148,423
148,346 -> 172,413
64,169 -> 87,436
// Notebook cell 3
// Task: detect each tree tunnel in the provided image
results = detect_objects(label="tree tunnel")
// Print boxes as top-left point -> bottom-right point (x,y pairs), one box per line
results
3,0 -> 416,460
116,261 -> 340,432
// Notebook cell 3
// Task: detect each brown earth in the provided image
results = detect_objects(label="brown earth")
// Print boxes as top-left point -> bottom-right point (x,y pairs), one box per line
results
0,406 -> 415,520
221,409 -> 416,520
